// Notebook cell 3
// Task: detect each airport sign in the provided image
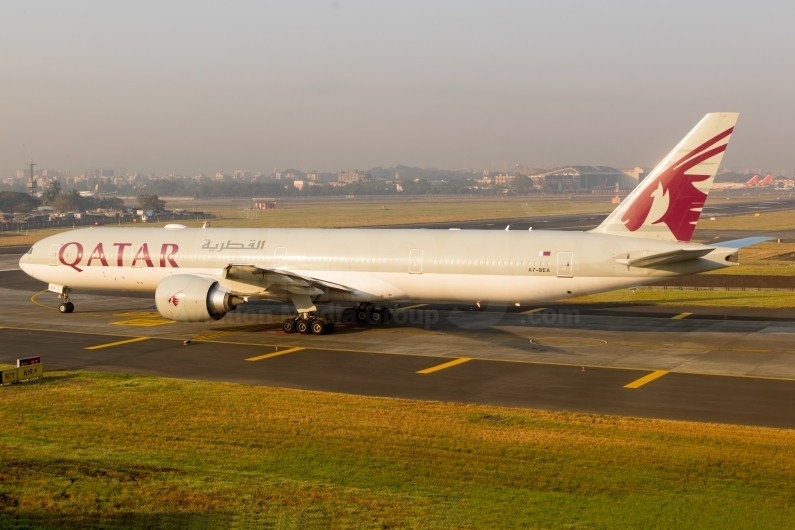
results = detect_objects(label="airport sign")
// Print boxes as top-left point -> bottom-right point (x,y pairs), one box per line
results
1,368 -> 18,385
17,356 -> 41,367
0,364 -> 43,386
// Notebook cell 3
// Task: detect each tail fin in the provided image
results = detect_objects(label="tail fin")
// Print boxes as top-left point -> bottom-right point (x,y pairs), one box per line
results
746,175 -> 759,186
760,174 -> 774,186
592,112 -> 739,242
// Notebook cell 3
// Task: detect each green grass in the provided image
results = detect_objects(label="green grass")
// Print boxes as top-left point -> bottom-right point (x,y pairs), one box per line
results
568,288 -> 795,308
697,208 -> 795,231
2,371 -> 795,528
205,197 -> 613,229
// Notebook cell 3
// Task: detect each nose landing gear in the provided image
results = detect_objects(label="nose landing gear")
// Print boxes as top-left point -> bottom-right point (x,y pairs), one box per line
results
54,286 -> 74,313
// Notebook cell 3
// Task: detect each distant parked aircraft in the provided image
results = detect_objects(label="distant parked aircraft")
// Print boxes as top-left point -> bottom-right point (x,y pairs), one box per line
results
711,174 -> 760,191
758,174 -> 774,187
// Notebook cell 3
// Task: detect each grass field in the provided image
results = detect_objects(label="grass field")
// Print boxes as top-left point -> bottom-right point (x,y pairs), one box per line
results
0,198 -> 615,247
2,371 -> 795,529
697,208 -> 795,231
203,197 -> 613,229
567,289 -> 795,308
702,241 -> 795,276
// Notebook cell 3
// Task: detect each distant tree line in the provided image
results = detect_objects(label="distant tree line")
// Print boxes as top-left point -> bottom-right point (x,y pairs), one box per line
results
113,176 -> 545,199
0,182 -> 125,215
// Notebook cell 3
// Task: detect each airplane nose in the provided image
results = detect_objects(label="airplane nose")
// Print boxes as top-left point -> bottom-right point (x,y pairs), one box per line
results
19,245 -> 33,271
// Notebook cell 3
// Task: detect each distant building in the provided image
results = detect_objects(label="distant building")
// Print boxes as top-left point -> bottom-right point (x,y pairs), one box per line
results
494,174 -> 516,185
619,167 -> 647,182
514,165 -> 551,177
293,180 -> 305,190
532,166 -> 640,192
215,173 -> 229,182
338,169 -> 370,183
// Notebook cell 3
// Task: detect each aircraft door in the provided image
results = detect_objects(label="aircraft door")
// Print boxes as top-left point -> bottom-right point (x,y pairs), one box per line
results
49,244 -> 60,266
557,252 -> 573,278
409,249 -> 423,274
274,247 -> 287,268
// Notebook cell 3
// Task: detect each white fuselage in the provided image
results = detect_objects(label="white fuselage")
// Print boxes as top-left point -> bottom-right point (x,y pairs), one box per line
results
20,226 -> 734,305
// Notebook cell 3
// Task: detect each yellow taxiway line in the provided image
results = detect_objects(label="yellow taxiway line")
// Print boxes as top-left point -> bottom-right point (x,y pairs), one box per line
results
245,346 -> 305,362
30,290 -> 58,311
85,337 -> 150,350
624,370 -> 670,389
417,357 -> 472,374
395,304 -> 428,311
671,312 -> 692,319
3,324 -> 795,384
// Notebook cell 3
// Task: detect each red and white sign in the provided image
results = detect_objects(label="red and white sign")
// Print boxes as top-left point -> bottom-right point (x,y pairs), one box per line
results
17,357 -> 41,367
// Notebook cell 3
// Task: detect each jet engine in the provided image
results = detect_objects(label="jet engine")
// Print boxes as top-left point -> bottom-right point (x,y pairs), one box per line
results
155,274 -> 243,322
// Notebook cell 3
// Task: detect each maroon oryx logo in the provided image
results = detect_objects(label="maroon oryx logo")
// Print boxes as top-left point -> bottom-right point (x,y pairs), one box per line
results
621,127 -> 733,242
168,290 -> 183,307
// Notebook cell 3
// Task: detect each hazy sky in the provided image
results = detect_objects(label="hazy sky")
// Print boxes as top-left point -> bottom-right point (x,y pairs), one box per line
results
2,1 -> 793,176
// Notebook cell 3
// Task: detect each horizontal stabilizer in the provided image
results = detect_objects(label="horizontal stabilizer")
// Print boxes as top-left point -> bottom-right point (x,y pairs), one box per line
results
713,237 -> 772,249
615,246 -> 714,268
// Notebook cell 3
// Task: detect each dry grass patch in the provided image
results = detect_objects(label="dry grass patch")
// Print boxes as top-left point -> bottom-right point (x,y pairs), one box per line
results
567,289 -> 795,308
2,371 -> 795,528
698,208 -> 795,231
204,198 -> 614,229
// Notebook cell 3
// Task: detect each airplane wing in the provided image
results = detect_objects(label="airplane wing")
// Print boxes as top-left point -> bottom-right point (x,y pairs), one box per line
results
615,247 -> 714,268
222,263 -> 355,296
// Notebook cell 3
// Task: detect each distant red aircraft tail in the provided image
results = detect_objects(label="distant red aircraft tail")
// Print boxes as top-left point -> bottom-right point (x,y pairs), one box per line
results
745,175 -> 759,186
759,174 -> 774,186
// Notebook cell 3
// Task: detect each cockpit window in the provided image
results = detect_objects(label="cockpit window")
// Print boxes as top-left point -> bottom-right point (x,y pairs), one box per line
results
27,247 -> 33,255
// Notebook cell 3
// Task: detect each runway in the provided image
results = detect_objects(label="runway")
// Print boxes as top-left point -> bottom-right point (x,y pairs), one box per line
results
3,267 -> 795,428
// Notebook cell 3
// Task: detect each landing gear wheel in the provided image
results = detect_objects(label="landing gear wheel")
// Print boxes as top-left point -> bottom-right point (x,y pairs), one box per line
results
66,302 -> 74,313
59,303 -> 69,314
366,306 -> 383,325
311,320 -> 326,335
356,308 -> 368,323
342,308 -> 356,325
282,318 -> 297,334
297,318 -> 312,335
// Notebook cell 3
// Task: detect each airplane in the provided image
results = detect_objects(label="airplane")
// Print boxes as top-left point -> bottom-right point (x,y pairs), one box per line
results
710,174 -> 759,191
758,174 -> 774,187
19,112 -> 769,335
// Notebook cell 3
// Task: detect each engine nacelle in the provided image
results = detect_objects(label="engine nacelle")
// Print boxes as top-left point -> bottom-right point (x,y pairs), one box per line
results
155,274 -> 241,322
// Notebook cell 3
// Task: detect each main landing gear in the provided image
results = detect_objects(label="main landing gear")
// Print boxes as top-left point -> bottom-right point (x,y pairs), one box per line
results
58,301 -> 75,314
342,304 -> 391,325
282,315 -> 335,335
281,304 -> 391,336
